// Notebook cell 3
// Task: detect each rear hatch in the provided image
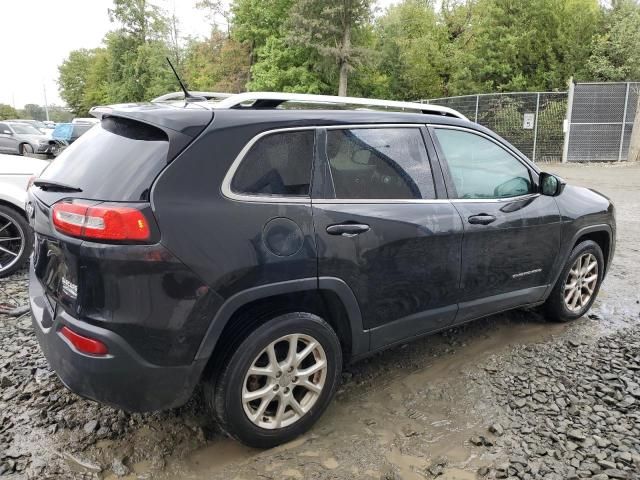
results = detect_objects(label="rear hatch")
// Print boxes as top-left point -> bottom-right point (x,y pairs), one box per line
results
30,105 -> 213,322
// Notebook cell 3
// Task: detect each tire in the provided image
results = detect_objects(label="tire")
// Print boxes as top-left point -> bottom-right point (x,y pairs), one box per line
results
20,144 -> 34,156
544,240 -> 604,322
0,205 -> 33,277
207,312 -> 342,448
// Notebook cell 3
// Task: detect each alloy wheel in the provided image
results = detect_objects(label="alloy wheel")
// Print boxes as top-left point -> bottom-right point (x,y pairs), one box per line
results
564,252 -> 598,313
0,212 -> 26,275
242,333 -> 327,430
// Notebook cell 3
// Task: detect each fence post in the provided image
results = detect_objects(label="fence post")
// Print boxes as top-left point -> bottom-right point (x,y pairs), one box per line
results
474,95 -> 479,122
532,92 -> 540,162
618,82 -> 630,162
562,81 -> 575,163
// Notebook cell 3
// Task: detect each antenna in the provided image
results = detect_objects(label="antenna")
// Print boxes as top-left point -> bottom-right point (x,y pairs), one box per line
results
165,58 -> 206,103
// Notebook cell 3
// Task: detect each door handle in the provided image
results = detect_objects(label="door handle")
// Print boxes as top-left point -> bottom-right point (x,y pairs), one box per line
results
326,223 -> 370,237
468,214 -> 496,225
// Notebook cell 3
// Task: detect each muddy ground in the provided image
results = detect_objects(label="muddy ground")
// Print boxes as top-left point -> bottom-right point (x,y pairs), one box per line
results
1,162 -> 640,480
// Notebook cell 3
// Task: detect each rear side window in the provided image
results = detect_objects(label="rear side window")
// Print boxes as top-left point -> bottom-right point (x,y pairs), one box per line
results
39,117 -> 169,201
326,128 -> 435,199
231,130 -> 315,196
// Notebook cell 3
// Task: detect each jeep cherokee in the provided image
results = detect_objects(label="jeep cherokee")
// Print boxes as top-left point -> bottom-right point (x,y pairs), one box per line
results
29,92 -> 615,448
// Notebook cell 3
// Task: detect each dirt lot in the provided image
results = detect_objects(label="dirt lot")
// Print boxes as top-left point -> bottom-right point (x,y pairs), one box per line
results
1,162 -> 640,480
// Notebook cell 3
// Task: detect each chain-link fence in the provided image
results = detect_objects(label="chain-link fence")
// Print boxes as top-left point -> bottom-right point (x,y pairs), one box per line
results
421,92 -> 568,163
565,82 -> 639,162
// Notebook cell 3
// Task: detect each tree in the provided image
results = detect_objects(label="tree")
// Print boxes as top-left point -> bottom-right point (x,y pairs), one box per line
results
23,104 -> 46,121
0,104 -> 18,120
106,0 -> 173,102
58,49 -> 98,115
586,0 -> 640,81
183,30 -> 251,92
108,0 -> 168,43
231,0 -> 295,80
287,0 -> 373,96
247,37 -> 327,93
372,0 -> 448,100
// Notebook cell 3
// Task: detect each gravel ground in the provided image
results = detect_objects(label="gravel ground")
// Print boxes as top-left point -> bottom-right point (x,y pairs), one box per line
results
1,162 -> 639,479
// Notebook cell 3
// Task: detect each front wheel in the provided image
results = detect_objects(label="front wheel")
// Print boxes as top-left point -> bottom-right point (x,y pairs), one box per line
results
20,144 -> 34,156
207,312 -> 342,448
544,240 -> 604,322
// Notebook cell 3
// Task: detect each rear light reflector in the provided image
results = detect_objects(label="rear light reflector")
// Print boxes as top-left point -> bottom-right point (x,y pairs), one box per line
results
52,201 -> 151,242
60,326 -> 109,356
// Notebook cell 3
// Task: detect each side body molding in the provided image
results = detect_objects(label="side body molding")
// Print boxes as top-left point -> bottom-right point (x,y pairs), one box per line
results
194,277 -> 368,361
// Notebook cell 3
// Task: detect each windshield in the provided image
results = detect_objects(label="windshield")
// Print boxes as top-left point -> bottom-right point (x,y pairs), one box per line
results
8,123 -> 42,135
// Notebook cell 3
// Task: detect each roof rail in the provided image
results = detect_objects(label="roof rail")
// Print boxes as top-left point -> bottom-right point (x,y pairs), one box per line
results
214,92 -> 468,120
152,91 -> 233,103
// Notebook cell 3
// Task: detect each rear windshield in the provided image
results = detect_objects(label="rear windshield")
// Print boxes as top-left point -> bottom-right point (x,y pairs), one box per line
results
40,117 -> 169,201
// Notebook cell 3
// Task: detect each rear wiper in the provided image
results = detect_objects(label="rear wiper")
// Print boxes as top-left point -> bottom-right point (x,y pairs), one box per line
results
33,180 -> 83,192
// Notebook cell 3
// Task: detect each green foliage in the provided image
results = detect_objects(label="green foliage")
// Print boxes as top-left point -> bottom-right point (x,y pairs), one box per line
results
183,32 -> 251,92
586,0 -> 640,81
56,0 -> 640,113
58,49 -> 98,115
247,37 -> 328,93
0,104 -> 18,121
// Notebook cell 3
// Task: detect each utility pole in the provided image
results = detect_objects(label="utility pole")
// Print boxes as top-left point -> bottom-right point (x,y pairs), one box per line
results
43,83 -> 50,122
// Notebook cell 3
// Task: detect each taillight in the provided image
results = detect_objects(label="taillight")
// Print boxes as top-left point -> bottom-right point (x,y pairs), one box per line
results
60,326 -> 109,356
52,200 -> 151,242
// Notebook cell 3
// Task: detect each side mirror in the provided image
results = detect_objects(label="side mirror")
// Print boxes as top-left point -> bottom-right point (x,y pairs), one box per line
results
539,172 -> 565,196
1,130 -> 12,135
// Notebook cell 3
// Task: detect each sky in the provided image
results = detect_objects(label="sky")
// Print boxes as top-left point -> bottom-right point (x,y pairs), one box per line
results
0,0 -> 398,110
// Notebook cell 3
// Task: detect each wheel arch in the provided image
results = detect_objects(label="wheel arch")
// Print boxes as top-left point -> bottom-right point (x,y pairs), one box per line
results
545,223 -> 613,300
0,198 -> 27,219
194,277 -> 368,368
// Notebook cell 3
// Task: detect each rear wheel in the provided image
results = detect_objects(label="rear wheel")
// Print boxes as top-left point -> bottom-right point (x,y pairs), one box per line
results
544,240 -> 604,322
207,312 -> 342,448
0,205 -> 32,277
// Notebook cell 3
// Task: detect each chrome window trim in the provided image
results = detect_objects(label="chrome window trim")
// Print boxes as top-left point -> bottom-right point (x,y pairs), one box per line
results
450,193 -> 541,203
221,126 -> 317,204
313,198 -> 450,204
222,124 -> 433,204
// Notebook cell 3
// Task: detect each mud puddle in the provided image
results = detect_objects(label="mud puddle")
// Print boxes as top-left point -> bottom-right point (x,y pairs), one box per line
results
143,313 -> 575,479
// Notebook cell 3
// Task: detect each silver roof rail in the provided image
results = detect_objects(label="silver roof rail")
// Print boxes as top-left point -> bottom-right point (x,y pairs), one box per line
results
152,91 -> 233,103
214,92 -> 467,120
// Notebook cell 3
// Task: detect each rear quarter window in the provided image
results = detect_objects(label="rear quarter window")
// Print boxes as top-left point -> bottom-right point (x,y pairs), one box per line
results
230,130 -> 315,197
39,117 -> 169,201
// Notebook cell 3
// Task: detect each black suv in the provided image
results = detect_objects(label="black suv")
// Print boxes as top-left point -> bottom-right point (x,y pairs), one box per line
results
28,93 -> 615,448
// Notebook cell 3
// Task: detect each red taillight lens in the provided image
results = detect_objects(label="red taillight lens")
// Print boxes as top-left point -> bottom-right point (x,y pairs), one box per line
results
60,326 -> 109,356
52,201 -> 151,242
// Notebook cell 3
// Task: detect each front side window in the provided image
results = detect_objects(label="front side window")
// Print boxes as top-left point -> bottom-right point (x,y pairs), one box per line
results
326,128 -> 435,199
433,128 -> 533,199
231,130 -> 314,196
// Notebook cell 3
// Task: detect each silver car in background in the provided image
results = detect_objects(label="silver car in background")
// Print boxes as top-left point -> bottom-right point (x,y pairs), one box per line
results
0,121 -> 62,156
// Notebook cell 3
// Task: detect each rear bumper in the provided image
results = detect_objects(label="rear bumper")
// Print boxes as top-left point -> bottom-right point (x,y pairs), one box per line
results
29,268 -> 206,412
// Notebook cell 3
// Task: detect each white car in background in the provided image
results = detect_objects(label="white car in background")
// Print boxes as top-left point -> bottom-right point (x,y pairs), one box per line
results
0,153 -> 49,276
